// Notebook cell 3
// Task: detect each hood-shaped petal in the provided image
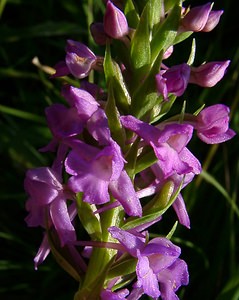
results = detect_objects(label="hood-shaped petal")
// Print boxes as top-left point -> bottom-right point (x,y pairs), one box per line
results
24,167 -> 63,205
61,85 -> 99,121
45,103 -> 83,139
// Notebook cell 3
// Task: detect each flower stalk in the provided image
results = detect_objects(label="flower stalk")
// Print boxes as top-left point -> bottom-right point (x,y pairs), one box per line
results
24,1 -> 236,299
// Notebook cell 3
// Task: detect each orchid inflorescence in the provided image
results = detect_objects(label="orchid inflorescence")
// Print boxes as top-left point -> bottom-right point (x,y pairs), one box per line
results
24,1 -> 236,299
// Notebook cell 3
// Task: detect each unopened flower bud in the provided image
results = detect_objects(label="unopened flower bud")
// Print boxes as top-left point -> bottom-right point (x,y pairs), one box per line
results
196,104 -> 236,144
181,3 -> 212,32
202,10 -> 224,32
156,63 -> 190,100
103,0 -> 124,10
189,60 -> 230,87
104,0 -> 129,39
90,22 -> 108,45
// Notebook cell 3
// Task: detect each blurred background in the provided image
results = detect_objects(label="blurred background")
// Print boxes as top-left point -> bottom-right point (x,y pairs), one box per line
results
0,0 -> 238,299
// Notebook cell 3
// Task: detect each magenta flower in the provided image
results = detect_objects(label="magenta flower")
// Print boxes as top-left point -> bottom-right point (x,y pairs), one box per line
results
65,139 -> 142,216
24,167 -> 76,246
181,2 -> 223,32
120,115 -> 201,178
52,39 -> 98,79
45,104 -> 84,140
104,0 -> 129,39
157,259 -> 189,300
195,104 -> 236,144
156,63 -> 190,100
86,108 -> 112,145
61,85 -> 99,121
189,60 -> 230,87
108,226 -> 189,299
43,85 -> 99,148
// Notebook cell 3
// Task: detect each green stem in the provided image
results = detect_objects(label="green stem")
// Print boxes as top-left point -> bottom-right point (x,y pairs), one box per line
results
74,205 -> 123,299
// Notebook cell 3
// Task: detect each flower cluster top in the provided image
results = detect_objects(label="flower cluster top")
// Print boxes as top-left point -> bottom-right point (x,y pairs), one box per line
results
24,1 -> 235,299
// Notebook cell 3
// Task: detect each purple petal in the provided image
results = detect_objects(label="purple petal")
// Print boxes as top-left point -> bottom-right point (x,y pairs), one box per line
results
157,259 -> 189,299
65,40 -> 96,78
68,172 -> 110,205
51,60 -> 70,78
34,234 -> 50,270
61,85 -> 99,121
142,238 -> 181,273
45,104 -> 83,139
50,197 -> 76,246
101,288 -> 129,300
179,147 -> 201,175
189,60 -> 230,87
110,170 -> 142,217
196,104 -> 236,144
24,167 -> 62,205
181,3 -> 211,32
104,0 -> 129,39
136,254 -> 161,298
198,128 -> 236,144
66,52 -> 96,78
66,39 -> 96,60
172,194 -> 190,229
202,10 -> 223,32
108,226 -> 145,257
87,109 -> 111,145
25,198 -> 45,227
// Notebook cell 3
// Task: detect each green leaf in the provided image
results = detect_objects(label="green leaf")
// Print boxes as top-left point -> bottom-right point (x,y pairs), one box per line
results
122,180 -> 181,230
0,104 -> 45,123
76,193 -> 102,240
166,221 -> 178,239
148,0 -> 162,31
124,0 -> 140,28
164,0 -> 181,12
0,0 -> 7,18
105,80 -> 126,148
124,137 -> 141,179
0,21 -> 86,43
216,272 -> 239,300
104,44 -> 131,111
143,180 -> 175,213
151,2 -> 181,64
131,50 -> 163,119
107,257 -> 137,279
153,94 -> 177,121
130,1 -> 151,70
134,147 -> 158,174
133,90 -> 160,120
173,31 -> 193,45
199,170 -> 239,218
187,38 -> 196,65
